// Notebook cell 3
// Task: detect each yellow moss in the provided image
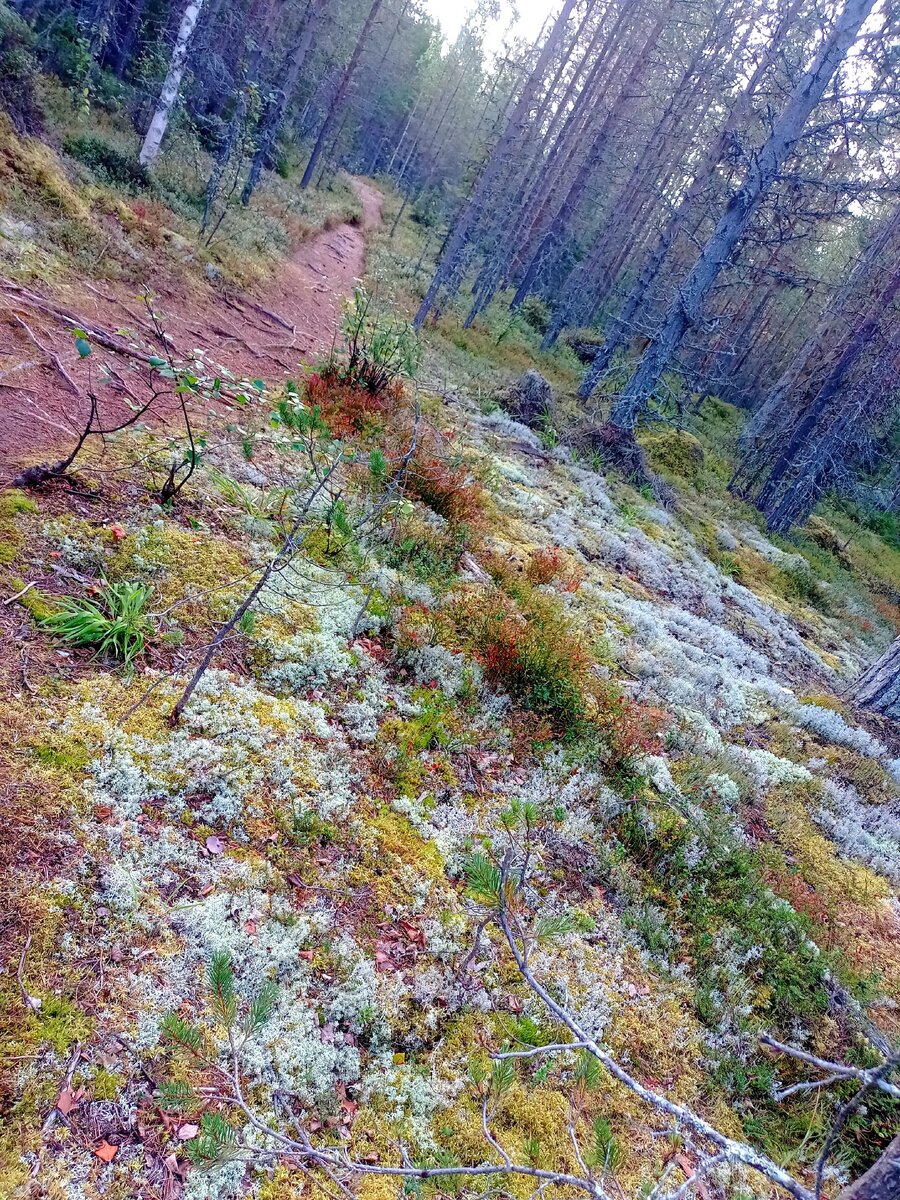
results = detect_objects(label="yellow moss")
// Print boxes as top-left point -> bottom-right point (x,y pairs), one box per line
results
638,428 -> 705,482
106,522 -> 247,622
0,114 -> 90,219
799,692 -> 848,714
258,1166 -> 305,1200
373,809 -> 445,882
355,1177 -> 401,1200
767,785 -> 890,906
0,488 -> 38,566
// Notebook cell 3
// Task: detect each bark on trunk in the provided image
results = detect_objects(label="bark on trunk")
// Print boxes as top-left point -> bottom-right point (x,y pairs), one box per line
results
300,0 -> 384,189
848,638 -> 900,718
413,0 -> 580,329
139,0 -> 205,167
605,0 -> 877,432
837,1135 -> 900,1200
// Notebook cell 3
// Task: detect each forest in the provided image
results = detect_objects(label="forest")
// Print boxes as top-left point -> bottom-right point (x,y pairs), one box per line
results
0,0 -> 899,1198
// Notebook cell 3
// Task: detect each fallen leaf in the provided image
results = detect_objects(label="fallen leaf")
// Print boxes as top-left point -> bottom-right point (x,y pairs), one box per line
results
205,835 -> 225,855
299,949 -> 315,960
199,883 -> 214,896
56,1087 -> 78,1115
109,524 -> 127,541
177,1123 -> 199,1140
94,1140 -> 118,1162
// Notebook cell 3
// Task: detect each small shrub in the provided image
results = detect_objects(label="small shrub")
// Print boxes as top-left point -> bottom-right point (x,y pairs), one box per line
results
0,4 -> 43,135
525,546 -> 583,592
336,286 -> 421,395
519,295 -> 551,335
42,580 -> 152,667
63,134 -> 149,191
403,453 -> 485,527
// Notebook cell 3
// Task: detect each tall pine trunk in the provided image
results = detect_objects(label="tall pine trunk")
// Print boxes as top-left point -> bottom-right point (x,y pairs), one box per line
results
242,0 -> 326,205
603,0 -> 876,433
300,0 -> 384,189
413,0 -> 580,330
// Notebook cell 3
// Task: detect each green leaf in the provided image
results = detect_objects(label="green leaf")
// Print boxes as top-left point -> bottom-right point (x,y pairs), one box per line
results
148,355 -> 167,368
464,852 -> 501,905
252,379 -> 265,392
207,951 -> 237,1028
74,336 -> 91,358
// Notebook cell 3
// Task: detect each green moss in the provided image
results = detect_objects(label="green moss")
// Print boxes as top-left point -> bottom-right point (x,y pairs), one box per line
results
639,429 -> 705,483
25,995 -> 92,1055
31,737 -> 90,775
0,488 -> 38,565
7,575 -> 57,621
88,1065 -> 123,1100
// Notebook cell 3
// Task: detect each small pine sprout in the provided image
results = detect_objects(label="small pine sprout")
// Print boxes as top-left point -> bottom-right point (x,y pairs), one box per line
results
534,912 -> 579,941
207,951 -> 238,1028
524,1137 -> 542,1165
574,1050 -> 602,1091
369,448 -> 387,484
158,1080 -> 197,1112
187,1111 -> 238,1166
589,1116 -> 624,1174
243,980 -> 277,1037
464,852 -> 502,904
468,1054 -> 489,1089
161,1013 -> 204,1054
490,1057 -> 516,1096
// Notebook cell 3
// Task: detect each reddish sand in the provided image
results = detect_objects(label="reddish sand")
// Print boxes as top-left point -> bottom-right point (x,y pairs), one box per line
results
0,179 -> 382,477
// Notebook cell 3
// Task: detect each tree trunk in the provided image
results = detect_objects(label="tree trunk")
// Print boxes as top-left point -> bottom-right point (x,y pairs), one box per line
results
849,639 -> 900,718
509,8 -> 668,313
838,1135 -> 900,1200
413,0 -> 580,329
300,0 -> 384,189
604,0 -> 876,433
139,0 -> 205,167
242,0 -> 325,205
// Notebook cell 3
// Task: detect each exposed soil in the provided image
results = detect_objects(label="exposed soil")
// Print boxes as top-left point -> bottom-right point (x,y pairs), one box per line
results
0,178 -> 383,478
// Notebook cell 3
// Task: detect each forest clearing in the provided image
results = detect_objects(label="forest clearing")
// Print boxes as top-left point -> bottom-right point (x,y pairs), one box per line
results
0,1 -> 899,1199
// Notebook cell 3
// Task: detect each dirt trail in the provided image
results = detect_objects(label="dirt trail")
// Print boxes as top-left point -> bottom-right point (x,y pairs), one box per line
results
0,178 -> 383,475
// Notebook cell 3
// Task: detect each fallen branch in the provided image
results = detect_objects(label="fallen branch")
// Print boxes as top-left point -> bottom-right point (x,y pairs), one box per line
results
9,313 -> 79,395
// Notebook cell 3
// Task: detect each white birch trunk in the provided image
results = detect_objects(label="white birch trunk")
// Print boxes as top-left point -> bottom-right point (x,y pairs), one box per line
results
139,0 -> 205,167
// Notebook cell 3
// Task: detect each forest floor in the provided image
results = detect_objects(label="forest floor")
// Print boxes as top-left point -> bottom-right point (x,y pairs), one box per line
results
0,177 -> 381,474
1,127 -> 900,1200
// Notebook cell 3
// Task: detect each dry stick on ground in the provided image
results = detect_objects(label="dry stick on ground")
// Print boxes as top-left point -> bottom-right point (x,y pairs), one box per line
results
169,403 -> 422,723
9,312 -> 80,395
167,458 -> 342,724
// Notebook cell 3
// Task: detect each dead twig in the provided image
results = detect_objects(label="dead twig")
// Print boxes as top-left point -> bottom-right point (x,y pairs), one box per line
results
4,580 -> 35,605
9,313 -> 79,396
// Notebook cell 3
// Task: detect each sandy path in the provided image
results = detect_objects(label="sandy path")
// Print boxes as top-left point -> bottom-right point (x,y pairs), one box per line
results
0,178 -> 383,475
